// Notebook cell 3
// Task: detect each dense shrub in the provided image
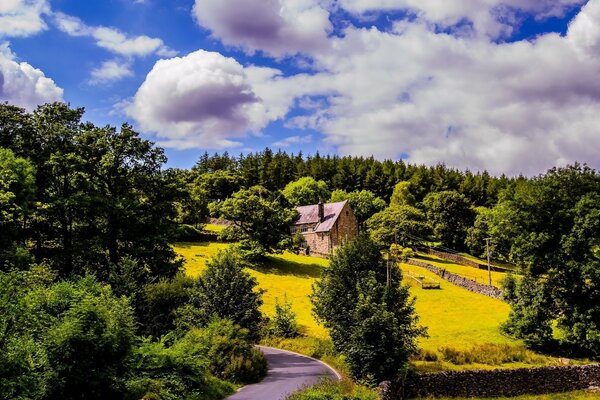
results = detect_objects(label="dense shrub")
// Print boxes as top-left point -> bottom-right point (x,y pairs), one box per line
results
198,319 -> 268,383
141,274 -> 195,337
438,343 -> 548,366
125,334 -> 234,400
1,269 -> 137,400
269,295 -> 300,338
286,380 -> 378,400
174,224 -> 206,241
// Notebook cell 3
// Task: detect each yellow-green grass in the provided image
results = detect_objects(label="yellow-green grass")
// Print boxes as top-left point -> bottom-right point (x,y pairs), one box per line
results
415,254 -> 509,288
174,243 -> 328,338
203,223 -> 226,233
400,262 -> 516,352
175,242 -> 230,277
430,390 -> 599,400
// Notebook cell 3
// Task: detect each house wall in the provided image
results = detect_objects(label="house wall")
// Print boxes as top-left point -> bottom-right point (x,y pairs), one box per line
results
330,202 -> 358,250
302,231 -> 332,258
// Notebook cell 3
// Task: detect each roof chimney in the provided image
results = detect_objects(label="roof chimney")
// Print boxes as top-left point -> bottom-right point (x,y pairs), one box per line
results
318,199 -> 324,222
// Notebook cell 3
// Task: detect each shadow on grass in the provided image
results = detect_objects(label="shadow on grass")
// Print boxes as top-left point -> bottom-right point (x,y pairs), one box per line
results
252,255 -> 325,279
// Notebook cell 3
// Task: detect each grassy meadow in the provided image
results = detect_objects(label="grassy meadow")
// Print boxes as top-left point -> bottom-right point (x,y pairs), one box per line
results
174,242 -> 328,338
174,241 -> 572,373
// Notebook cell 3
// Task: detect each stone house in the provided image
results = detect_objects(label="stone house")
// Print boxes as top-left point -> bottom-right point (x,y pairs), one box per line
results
291,200 -> 358,258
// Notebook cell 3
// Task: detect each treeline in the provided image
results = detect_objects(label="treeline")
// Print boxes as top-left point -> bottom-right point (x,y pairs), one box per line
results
192,148 -> 512,206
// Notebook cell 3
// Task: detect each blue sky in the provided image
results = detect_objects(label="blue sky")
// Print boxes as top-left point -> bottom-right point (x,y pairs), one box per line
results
1,0 -> 600,175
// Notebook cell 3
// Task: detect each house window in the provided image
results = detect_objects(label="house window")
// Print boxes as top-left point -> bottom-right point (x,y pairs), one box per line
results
290,226 -> 296,234
301,225 -> 309,233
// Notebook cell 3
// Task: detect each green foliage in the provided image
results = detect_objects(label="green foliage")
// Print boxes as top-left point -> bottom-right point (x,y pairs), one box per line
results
311,234 -> 425,382
501,276 -> 554,349
0,269 -> 137,400
141,274 -> 195,337
184,248 -> 265,340
125,334 -> 234,400
424,190 -> 475,251
501,273 -> 518,304
366,205 -> 431,248
286,380 -> 378,400
270,295 -> 300,338
490,165 -> 600,356
330,189 -> 386,223
0,148 -> 35,269
437,343 -> 546,366
389,244 -> 415,261
211,186 -> 296,260
390,181 -> 415,207
197,319 -> 268,383
283,176 -> 331,206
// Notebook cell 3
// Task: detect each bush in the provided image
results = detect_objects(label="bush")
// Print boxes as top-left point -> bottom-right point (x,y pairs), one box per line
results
286,380 -> 378,400
270,295 -> 299,338
438,343 -> 548,366
125,334 -> 234,400
197,319 -> 268,383
174,224 -> 205,241
141,274 -> 195,337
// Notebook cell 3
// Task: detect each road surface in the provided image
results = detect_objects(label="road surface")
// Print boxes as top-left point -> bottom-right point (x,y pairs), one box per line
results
226,346 -> 340,400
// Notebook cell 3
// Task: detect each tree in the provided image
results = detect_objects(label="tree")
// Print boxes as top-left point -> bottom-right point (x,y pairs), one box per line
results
330,189 -> 386,224
0,148 -> 35,269
211,186 -> 296,260
366,205 -> 432,248
185,248 -> 265,340
389,181 -> 415,207
282,176 -> 330,206
311,234 -> 425,382
270,295 -> 299,338
423,190 -> 475,250
492,165 -> 600,356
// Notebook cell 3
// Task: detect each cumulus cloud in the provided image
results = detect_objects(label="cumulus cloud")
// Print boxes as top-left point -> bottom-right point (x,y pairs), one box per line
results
126,50 -> 273,149
53,12 -> 176,57
89,60 -> 133,85
192,0 -> 332,56
0,0 -> 49,38
0,42 -> 63,110
133,0 -> 600,175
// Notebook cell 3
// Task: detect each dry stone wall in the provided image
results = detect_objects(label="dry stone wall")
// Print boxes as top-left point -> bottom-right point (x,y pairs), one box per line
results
405,259 -> 503,300
379,364 -> 600,399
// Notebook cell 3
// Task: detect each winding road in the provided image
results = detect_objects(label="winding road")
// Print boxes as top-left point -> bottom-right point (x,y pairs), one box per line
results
226,346 -> 341,400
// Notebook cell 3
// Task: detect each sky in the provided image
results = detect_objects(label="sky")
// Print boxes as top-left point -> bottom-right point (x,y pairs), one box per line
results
1,0 -> 600,175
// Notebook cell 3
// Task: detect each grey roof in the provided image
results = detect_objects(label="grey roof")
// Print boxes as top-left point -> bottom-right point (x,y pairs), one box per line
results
294,200 -> 348,233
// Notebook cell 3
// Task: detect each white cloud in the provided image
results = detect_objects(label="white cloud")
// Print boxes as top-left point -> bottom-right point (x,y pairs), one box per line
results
53,12 -> 176,57
272,134 -> 313,147
0,0 -> 49,37
0,42 -> 63,110
192,0 -> 332,56
89,60 -> 133,85
338,0 -> 585,38
131,0 -> 600,175
126,50 -> 272,149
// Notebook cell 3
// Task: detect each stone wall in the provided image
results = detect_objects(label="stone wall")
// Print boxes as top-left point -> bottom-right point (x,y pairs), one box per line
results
422,248 -> 512,273
381,364 -> 600,399
405,259 -> 504,300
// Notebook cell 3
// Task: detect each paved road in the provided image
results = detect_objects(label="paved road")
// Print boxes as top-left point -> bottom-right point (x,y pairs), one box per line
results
227,346 -> 340,400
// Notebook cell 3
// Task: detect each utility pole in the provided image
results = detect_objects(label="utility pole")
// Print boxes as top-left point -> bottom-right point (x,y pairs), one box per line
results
484,237 -> 492,286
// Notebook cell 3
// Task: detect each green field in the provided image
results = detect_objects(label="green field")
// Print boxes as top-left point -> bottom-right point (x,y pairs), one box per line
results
174,242 -> 328,338
174,242 -> 570,373
433,391 -> 599,400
